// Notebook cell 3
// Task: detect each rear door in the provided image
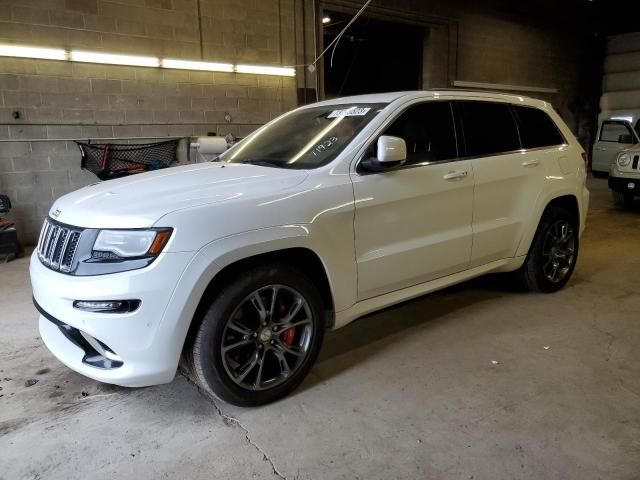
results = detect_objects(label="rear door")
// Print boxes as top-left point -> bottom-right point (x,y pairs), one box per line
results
592,120 -> 638,174
457,101 -> 563,267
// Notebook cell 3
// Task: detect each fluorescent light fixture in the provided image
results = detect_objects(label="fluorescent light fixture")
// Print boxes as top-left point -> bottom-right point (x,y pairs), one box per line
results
71,50 -> 160,67
322,16 -> 331,24
0,44 -> 66,60
235,65 -> 295,77
0,43 -> 295,76
162,58 -> 233,72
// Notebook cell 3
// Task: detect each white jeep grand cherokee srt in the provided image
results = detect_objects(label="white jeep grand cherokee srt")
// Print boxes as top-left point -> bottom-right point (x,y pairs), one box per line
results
31,91 -> 589,406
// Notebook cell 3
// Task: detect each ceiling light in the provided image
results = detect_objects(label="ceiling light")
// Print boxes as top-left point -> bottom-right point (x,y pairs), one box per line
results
322,16 -> 331,24
0,44 -> 66,60
71,50 -> 160,67
162,58 -> 234,72
235,65 -> 295,77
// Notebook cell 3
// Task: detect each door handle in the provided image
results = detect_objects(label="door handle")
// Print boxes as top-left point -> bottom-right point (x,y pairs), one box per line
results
521,159 -> 540,168
443,170 -> 468,180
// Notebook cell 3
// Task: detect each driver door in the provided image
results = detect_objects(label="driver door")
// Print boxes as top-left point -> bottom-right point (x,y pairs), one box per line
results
592,120 -> 638,174
351,101 -> 474,300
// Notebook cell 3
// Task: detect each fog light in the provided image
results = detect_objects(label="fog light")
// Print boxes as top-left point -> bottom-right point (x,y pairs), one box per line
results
73,300 -> 140,313
628,182 -> 635,190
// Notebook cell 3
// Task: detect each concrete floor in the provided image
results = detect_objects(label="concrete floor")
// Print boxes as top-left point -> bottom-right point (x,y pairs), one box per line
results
1,177 -> 639,480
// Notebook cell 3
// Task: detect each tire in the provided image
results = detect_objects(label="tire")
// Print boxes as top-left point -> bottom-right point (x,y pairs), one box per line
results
516,207 -> 579,293
592,170 -> 608,179
186,263 -> 325,406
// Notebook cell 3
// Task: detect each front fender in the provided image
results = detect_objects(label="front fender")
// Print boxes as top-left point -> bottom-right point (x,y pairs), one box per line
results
198,224 -> 356,312
162,223 -> 357,367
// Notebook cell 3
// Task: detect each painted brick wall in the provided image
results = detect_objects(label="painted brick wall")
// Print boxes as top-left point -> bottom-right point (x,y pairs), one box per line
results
0,0 -> 299,244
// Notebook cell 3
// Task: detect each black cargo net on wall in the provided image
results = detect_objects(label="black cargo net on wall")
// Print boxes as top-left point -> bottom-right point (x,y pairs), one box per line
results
76,139 -> 180,181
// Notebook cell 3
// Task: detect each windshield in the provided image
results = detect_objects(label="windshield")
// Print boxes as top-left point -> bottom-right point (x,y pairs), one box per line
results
221,103 -> 386,169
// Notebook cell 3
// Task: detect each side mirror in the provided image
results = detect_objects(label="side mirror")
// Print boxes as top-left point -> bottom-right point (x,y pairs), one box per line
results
377,135 -> 407,163
360,136 -> 407,172
619,133 -> 633,144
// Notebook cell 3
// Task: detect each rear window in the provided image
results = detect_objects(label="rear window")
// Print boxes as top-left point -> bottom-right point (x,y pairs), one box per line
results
513,106 -> 565,149
457,101 -> 520,157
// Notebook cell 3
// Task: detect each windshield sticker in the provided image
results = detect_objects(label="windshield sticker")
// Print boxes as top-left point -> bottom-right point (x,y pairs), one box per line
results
328,107 -> 371,118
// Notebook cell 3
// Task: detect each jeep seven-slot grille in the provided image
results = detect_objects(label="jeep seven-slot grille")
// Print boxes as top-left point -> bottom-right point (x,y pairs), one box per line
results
37,219 -> 82,273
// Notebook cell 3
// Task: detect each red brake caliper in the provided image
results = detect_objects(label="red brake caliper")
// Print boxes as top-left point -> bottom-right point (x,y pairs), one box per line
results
281,327 -> 295,345
277,298 -> 296,345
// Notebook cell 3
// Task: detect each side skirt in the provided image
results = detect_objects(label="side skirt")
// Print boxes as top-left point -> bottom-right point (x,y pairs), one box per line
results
333,256 -> 525,329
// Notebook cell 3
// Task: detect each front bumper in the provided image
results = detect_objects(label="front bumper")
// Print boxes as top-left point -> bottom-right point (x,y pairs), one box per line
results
609,176 -> 640,196
31,250 -> 198,387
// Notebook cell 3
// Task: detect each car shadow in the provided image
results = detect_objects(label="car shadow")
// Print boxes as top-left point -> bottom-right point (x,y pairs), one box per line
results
296,273 -> 517,393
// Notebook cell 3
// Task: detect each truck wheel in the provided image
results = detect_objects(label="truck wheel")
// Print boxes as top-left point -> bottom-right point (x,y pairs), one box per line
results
187,264 -> 325,406
516,207 -> 579,293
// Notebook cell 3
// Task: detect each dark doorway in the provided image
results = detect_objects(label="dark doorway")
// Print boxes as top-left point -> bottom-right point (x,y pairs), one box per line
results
322,11 -> 424,99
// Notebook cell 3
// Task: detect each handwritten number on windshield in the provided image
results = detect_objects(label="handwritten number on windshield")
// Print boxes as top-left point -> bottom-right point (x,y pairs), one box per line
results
311,136 -> 339,157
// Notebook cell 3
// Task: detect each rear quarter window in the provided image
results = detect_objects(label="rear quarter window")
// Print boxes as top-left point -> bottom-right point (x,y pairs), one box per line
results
513,106 -> 565,149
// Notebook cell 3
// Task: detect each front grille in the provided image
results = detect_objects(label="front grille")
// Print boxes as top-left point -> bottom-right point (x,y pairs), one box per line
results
37,218 -> 82,273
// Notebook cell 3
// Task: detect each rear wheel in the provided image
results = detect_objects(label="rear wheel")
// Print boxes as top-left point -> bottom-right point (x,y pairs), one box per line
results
187,264 -> 325,406
516,207 -> 579,293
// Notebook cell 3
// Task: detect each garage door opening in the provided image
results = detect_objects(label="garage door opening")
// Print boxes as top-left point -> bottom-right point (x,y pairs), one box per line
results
322,11 -> 424,99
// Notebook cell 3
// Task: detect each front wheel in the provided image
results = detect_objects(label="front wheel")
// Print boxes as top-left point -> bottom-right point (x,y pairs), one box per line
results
516,207 -> 579,293
186,264 -> 325,406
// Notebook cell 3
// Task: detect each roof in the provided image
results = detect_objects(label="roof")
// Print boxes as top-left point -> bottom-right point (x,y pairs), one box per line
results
311,90 -> 549,109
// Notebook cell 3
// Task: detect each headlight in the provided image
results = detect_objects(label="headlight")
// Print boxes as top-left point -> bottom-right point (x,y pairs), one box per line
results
617,153 -> 632,167
93,229 -> 172,258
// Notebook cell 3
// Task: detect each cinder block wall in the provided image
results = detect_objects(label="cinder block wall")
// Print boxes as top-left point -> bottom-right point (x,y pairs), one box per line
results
1,0 -> 601,245
0,0 -> 299,244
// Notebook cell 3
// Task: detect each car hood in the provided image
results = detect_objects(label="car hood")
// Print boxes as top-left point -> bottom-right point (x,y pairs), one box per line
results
49,163 -> 309,228
621,146 -> 640,155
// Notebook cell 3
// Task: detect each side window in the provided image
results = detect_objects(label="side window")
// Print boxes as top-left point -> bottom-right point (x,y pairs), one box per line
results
599,121 -> 636,144
457,101 -> 520,156
513,106 -> 565,149
383,101 -> 457,165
